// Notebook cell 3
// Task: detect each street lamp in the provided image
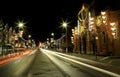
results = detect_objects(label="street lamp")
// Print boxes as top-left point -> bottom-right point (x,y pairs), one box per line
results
16,21 -> 25,47
62,22 -> 68,53
16,20 -> 26,30
51,33 -> 54,42
18,22 -> 24,28
17,21 -> 26,36
28,35 -> 31,38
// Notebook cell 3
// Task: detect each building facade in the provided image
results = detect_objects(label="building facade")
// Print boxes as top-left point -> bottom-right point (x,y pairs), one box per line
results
72,4 -> 120,56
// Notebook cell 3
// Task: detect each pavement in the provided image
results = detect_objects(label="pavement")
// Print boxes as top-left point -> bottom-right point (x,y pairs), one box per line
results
65,52 -> 120,68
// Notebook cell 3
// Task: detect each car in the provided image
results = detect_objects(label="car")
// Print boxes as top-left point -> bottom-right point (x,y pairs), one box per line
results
14,47 -> 25,52
3,44 -> 14,55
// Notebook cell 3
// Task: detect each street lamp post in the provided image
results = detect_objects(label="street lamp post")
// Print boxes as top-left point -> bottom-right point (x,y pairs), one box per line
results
62,22 -> 68,53
17,21 -> 25,47
16,21 -> 25,32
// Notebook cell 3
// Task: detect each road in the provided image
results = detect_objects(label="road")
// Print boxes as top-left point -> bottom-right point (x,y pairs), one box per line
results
41,49 -> 120,77
0,48 -> 120,77
0,49 -> 65,77
0,50 -> 36,77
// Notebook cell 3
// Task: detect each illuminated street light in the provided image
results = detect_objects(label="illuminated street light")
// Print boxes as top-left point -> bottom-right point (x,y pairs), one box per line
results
17,21 -> 25,29
51,33 -> 54,36
28,35 -> 31,38
16,21 -> 26,47
15,20 -> 26,30
51,33 -> 54,43
62,22 -> 68,53
62,22 -> 67,28
18,23 -> 24,28
17,22 -> 25,37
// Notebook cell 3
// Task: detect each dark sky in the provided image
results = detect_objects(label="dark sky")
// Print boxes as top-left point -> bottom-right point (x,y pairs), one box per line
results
0,0 -> 120,43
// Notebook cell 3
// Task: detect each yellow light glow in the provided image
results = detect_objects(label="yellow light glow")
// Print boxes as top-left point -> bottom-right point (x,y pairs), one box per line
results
18,23 -> 24,27
111,27 -> 116,31
103,20 -> 106,24
102,16 -> 106,19
110,22 -> 115,26
62,22 -> 67,27
90,21 -> 94,24
112,32 -> 115,35
90,17 -> 94,21
101,12 -> 106,15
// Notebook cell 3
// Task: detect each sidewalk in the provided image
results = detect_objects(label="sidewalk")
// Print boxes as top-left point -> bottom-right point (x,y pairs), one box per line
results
66,52 -> 120,68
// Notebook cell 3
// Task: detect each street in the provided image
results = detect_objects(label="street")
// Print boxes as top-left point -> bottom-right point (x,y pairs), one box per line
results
41,49 -> 120,77
0,49 -> 65,77
0,50 -> 36,77
0,49 -> 120,77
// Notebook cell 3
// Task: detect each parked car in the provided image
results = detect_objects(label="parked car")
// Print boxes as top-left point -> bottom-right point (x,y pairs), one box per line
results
3,44 -> 14,55
14,47 -> 25,52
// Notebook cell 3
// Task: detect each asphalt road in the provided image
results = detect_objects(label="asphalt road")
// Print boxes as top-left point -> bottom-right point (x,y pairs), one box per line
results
0,50 -> 65,77
41,49 -> 120,77
0,49 -> 120,77
0,50 -> 36,77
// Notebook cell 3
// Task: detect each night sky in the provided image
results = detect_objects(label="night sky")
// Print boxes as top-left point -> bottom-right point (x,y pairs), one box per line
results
0,0 -> 120,44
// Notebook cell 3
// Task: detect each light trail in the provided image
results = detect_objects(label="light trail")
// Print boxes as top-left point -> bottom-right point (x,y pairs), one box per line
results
0,49 -> 35,65
41,49 -> 120,77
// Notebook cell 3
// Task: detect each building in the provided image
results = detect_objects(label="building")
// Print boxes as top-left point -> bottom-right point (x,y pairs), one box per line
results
72,4 -> 120,56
